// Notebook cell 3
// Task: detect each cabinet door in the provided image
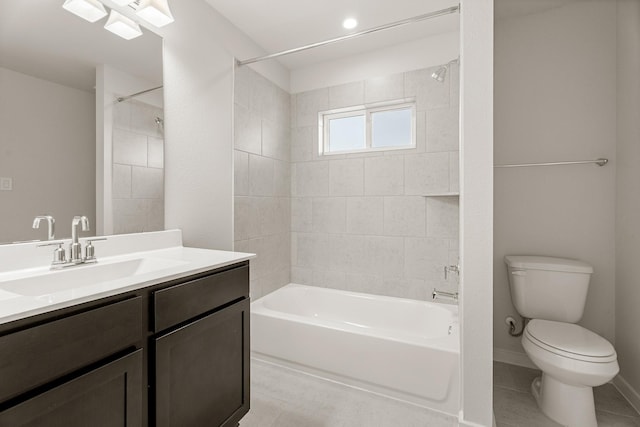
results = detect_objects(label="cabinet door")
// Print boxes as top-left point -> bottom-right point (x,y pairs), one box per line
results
154,299 -> 250,427
0,349 -> 143,427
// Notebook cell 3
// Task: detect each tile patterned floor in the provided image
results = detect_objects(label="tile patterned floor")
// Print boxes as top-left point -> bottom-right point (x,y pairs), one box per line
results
239,359 -> 640,426
493,361 -> 640,427
240,358 -> 458,427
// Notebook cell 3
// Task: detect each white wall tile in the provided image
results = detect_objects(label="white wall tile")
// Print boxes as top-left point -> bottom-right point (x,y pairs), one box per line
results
329,234 -> 370,275
258,197 -> 289,236
233,66 -> 251,109
404,237 -> 449,281
291,197 -> 313,232
329,158 -> 364,196
113,128 -> 147,166
113,101 -> 131,130
131,166 -> 163,199
369,236 -> 405,279
365,73 -> 404,104
249,154 -> 275,196
234,197 -> 260,241
383,196 -> 426,237
426,107 -> 459,152
262,119 -> 290,161
404,152 -> 450,195
346,197 -> 383,235
450,152 -> 460,193
364,156 -> 404,195
329,81 -> 365,109
296,233 -> 331,268
383,278 -> 428,300
312,197 -> 346,234
234,150 -> 249,196
273,159 -> 290,197
293,161 -> 329,196
234,104 -> 262,154
313,269 -> 347,289
113,164 -> 132,198
296,88 -> 328,127
250,72 -> 276,122
291,267 -> 313,285
426,197 -> 459,238
291,126 -> 314,163
113,198 -> 147,217
404,67 -> 451,111
147,137 -> 164,168
130,101 -> 162,138
147,199 -> 164,231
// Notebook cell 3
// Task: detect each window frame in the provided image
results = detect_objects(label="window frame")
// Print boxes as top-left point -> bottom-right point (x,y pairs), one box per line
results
318,99 -> 417,156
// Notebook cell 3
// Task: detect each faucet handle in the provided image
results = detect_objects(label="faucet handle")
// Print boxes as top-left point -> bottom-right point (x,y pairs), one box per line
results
37,241 -> 67,265
84,238 -> 107,262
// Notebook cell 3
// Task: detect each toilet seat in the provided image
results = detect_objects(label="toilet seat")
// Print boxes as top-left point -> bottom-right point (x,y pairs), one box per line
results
524,319 -> 617,363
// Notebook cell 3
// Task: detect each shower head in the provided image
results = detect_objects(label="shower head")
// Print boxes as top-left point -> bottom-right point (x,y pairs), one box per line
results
431,57 -> 460,83
431,66 -> 447,82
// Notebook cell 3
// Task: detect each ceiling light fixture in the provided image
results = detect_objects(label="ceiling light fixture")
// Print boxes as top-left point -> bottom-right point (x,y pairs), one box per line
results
104,10 -> 143,39
136,0 -> 174,27
342,17 -> 358,30
111,0 -> 134,5
62,0 -> 108,23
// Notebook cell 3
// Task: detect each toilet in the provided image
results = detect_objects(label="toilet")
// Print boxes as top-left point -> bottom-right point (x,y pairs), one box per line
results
505,255 -> 619,427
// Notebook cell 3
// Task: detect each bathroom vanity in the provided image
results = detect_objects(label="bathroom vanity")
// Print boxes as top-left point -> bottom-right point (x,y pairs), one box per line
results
0,230 -> 253,427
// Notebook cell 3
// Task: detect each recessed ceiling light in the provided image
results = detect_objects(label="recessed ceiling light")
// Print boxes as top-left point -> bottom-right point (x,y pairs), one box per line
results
342,18 -> 358,30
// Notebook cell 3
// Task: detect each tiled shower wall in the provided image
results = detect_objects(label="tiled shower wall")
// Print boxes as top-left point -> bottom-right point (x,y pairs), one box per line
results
233,66 -> 291,300
112,99 -> 164,234
290,65 -> 460,300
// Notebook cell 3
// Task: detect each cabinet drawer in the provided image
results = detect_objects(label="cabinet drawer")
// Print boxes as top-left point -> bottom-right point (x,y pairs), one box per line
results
0,297 -> 143,402
153,264 -> 248,332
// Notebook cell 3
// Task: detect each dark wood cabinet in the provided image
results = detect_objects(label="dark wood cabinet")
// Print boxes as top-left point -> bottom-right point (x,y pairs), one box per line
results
154,299 -> 250,427
0,350 -> 143,427
0,261 -> 250,427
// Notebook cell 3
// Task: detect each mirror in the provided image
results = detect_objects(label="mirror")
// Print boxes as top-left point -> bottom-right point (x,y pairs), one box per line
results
0,0 -> 163,244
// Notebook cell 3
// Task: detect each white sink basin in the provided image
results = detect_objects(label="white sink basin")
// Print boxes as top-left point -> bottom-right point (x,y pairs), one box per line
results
0,258 -> 187,297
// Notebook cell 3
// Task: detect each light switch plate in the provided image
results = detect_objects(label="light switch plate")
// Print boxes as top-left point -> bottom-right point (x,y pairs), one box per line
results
0,177 -> 13,191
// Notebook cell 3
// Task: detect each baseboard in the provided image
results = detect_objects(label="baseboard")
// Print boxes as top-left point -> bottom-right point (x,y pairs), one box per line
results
612,374 -> 640,415
493,348 -> 536,369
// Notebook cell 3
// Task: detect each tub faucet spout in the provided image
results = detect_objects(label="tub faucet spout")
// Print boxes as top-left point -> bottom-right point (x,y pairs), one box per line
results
432,288 -> 458,302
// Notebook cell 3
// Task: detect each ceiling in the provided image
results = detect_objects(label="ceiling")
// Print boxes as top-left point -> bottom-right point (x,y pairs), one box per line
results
0,0 -> 162,92
205,0 -> 460,70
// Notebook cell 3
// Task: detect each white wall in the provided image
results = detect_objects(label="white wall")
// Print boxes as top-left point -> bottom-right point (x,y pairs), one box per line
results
149,0 -> 290,251
0,67 -> 95,242
615,0 -> 640,408
459,0 -> 493,424
493,1 -> 617,358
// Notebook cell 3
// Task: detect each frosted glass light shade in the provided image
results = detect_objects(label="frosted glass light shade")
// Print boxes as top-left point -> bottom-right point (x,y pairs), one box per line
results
104,10 -> 143,40
136,0 -> 174,27
111,0 -> 134,5
62,0 -> 108,23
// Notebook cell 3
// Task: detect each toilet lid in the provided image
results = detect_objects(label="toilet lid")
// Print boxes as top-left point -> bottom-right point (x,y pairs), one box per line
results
525,319 -> 617,362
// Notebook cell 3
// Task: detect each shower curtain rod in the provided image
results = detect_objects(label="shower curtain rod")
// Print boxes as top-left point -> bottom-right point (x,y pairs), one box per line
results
236,5 -> 460,67
494,158 -> 609,168
116,85 -> 163,103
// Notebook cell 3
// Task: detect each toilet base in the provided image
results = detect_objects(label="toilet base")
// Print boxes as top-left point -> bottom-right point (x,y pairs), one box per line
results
531,374 -> 597,427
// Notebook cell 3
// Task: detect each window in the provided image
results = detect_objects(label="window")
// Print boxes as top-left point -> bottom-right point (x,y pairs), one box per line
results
319,101 -> 416,155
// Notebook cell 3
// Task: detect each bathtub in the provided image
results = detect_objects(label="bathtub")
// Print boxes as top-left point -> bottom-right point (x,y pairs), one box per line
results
251,284 -> 459,415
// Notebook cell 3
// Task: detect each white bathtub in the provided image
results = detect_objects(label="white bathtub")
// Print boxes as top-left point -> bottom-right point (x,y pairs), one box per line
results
251,284 -> 459,415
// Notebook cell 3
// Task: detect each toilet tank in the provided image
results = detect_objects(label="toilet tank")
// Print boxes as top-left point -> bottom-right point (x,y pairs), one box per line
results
504,255 -> 593,323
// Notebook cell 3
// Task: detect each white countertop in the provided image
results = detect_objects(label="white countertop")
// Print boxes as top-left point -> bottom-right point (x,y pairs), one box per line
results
0,230 -> 254,325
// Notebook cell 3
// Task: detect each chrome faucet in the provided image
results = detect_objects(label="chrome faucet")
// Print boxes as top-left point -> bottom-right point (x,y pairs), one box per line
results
70,216 -> 90,263
32,215 -> 55,240
432,288 -> 459,302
